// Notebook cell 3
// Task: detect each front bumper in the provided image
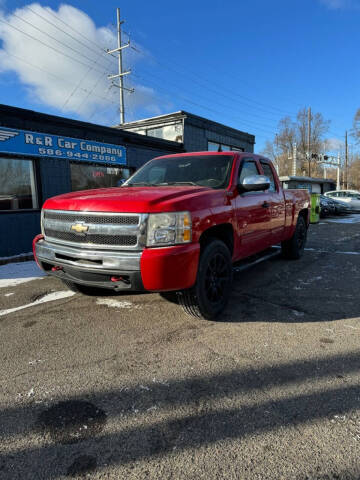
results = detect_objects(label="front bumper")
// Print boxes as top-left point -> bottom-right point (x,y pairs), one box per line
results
34,237 -> 200,292
34,238 -> 144,291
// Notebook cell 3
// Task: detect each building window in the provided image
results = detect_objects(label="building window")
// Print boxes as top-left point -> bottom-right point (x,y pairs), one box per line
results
146,122 -> 183,142
208,141 -> 244,152
70,163 -> 132,192
0,157 -> 38,210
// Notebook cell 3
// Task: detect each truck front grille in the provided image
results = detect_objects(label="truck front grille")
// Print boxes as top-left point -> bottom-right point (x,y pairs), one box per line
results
44,229 -> 137,246
43,210 -> 147,250
44,211 -> 139,225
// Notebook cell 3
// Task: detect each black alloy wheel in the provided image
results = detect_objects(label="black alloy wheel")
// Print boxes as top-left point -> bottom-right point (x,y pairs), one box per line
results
204,252 -> 229,304
281,215 -> 308,260
178,239 -> 233,320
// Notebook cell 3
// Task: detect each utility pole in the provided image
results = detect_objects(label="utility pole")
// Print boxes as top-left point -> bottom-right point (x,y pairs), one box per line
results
307,107 -> 311,177
345,130 -> 348,189
107,8 -> 133,124
292,143 -> 297,176
337,152 -> 341,190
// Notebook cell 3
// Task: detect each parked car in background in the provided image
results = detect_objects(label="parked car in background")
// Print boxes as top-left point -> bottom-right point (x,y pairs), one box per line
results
325,190 -> 360,212
331,198 -> 352,215
320,195 -> 336,217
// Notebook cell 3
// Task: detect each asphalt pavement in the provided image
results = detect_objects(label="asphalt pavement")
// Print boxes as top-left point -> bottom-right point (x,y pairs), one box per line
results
1,216 -> 360,480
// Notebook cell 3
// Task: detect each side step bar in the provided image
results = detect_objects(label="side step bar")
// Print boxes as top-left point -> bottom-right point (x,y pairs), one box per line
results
233,246 -> 281,274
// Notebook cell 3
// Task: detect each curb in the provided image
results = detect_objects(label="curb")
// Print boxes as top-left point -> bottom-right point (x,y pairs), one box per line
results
0,253 -> 34,266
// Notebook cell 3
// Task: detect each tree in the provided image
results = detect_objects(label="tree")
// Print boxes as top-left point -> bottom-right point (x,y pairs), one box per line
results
352,109 -> 360,144
262,108 -> 331,177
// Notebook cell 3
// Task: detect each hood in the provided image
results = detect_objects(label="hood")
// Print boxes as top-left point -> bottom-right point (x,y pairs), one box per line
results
43,185 -> 221,213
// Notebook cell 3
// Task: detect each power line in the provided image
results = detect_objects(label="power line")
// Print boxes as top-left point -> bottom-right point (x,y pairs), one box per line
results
136,65 -> 286,127
3,51 -> 119,109
131,72 -> 277,137
0,17 -> 109,75
34,5 -> 114,56
123,33 -> 301,118
10,12 -> 111,72
25,6 -> 115,63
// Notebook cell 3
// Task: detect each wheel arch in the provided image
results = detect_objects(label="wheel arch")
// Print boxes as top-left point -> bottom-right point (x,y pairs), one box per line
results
199,223 -> 234,256
298,208 -> 309,226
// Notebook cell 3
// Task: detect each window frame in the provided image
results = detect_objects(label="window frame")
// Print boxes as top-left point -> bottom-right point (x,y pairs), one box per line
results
260,160 -> 278,193
70,161 -> 132,192
207,140 -> 244,153
237,157 -> 264,195
0,154 -> 40,213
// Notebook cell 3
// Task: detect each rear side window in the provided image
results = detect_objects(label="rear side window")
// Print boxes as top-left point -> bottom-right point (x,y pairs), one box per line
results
260,162 -> 276,192
239,160 -> 259,183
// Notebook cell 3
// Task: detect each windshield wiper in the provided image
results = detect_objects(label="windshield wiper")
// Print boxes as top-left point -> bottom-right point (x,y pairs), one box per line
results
163,181 -> 198,186
124,181 -> 198,187
124,182 -> 153,187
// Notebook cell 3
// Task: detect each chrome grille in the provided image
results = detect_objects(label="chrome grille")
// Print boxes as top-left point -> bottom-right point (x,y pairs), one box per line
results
44,229 -> 137,246
44,211 -> 139,225
43,210 -> 146,250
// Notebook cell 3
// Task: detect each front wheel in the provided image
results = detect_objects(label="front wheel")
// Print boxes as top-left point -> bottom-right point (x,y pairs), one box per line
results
178,239 -> 233,320
281,215 -> 307,260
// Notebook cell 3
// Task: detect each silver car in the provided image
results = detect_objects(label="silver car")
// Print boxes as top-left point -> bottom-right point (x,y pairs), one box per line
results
325,190 -> 360,212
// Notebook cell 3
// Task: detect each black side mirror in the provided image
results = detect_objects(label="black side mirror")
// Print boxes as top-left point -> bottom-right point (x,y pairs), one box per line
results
239,175 -> 271,193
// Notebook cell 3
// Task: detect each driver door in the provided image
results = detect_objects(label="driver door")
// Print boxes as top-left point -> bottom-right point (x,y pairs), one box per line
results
235,158 -> 273,258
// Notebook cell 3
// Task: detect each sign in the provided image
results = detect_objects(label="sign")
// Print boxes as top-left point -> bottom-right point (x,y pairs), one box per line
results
0,127 -> 126,165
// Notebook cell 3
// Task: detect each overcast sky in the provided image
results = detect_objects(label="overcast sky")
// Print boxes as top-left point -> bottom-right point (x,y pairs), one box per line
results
0,0 -> 359,152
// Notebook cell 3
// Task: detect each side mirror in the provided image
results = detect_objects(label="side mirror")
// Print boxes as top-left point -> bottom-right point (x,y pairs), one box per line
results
239,175 -> 271,193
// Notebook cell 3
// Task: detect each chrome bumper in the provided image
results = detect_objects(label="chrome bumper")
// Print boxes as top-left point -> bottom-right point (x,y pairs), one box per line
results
35,239 -> 142,273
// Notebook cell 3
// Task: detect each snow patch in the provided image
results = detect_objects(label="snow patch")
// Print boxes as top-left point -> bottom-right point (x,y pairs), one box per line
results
0,261 -> 45,288
4,293 -> 14,297
0,291 -> 75,317
325,215 -> 360,224
96,298 -> 140,309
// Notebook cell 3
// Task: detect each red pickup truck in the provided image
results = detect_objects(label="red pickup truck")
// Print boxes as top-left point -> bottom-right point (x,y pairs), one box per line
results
33,152 -> 310,319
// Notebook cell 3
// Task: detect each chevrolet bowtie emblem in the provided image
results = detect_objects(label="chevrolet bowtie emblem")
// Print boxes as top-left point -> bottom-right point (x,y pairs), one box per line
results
71,223 -> 89,234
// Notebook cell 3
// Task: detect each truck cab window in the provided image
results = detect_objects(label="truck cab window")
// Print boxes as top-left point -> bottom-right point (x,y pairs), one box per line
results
260,162 -> 276,192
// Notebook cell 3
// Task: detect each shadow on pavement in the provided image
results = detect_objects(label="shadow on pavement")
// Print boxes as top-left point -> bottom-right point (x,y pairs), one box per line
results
1,350 -> 360,478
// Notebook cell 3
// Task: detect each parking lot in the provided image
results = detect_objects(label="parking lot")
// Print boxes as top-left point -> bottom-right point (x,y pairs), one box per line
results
1,216 -> 360,480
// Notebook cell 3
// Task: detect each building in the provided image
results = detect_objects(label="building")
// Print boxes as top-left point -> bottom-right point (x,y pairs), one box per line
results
0,105 -> 255,257
280,176 -> 336,194
117,111 -> 255,153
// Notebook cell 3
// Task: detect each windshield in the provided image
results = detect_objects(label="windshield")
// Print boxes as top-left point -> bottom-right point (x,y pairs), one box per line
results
123,155 -> 234,189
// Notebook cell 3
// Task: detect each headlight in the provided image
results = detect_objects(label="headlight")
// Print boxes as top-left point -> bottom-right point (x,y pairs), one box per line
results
40,209 -> 44,235
147,211 -> 192,246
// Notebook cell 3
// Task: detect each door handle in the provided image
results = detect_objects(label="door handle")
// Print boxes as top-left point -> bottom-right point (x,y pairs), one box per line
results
262,201 -> 270,208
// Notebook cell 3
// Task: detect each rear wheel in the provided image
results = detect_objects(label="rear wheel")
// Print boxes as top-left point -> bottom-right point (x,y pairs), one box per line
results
281,215 -> 307,260
178,239 -> 233,320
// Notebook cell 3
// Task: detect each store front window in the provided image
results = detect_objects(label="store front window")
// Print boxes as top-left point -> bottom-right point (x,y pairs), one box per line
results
0,157 -> 38,210
208,141 -> 244,152
70,163 -> 132,191
146,122 -> 183,142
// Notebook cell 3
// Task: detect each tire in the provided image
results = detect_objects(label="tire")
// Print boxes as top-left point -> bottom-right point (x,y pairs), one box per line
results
177,239 -> 233,320
281,215 -> 307,260
61,280 -> 103,296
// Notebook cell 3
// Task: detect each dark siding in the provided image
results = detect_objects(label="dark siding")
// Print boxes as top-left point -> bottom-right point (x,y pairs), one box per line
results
39,157 -> 71,204
0,212 -> 41,257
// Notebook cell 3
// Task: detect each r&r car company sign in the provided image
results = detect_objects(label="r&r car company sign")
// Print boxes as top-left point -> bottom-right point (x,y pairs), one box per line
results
0,127 -> 127,165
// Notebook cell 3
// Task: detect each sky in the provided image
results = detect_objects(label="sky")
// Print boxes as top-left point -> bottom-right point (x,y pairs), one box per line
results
0,0 -> 359,153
